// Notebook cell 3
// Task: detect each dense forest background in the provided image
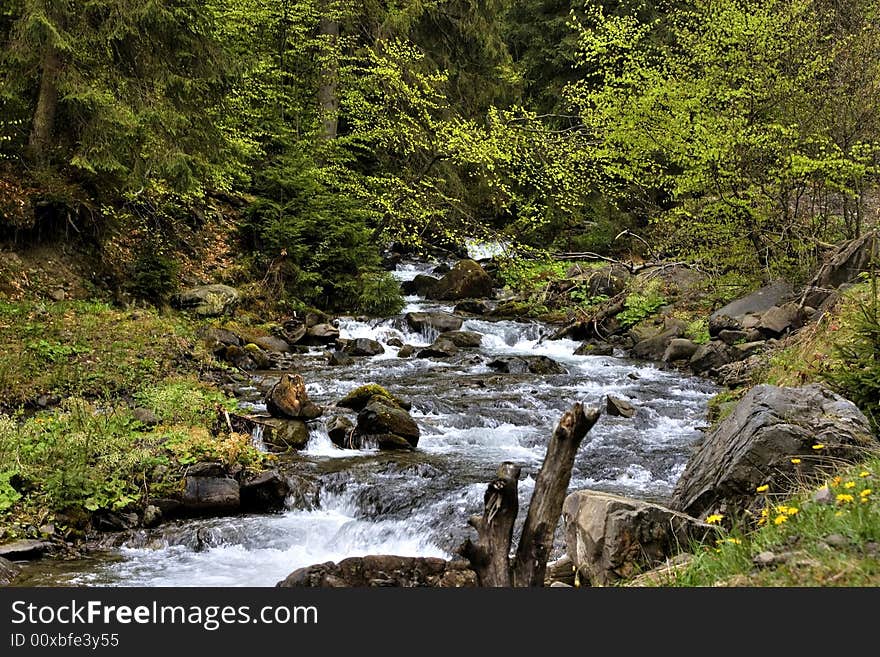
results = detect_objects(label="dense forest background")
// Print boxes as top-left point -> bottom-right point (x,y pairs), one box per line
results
1,0 -> 878,313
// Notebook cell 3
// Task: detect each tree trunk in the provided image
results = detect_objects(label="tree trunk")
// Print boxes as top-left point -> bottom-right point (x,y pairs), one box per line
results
512,402 -> 600,587
317,16 -> 339,140
457,462 -> 521,587
28,44 -> 61,162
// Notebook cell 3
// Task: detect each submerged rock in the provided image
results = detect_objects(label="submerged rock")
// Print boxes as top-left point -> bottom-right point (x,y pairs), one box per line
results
487,355 -> 567,375
0,556 -> 21,585
240,470 -> 291,512
355,398 -> 420,450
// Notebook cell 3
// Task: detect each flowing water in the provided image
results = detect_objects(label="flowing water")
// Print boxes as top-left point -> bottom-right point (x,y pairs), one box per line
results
17,260 -> 717,586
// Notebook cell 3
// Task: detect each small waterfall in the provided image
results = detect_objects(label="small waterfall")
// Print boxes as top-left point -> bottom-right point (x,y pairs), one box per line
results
251,424 -> 269,453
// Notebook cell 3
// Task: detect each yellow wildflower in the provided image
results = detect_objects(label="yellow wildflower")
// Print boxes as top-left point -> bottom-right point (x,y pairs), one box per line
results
835,511 -> 844,517
725,538 -> 742,545
760,508 -> 769,517
844,481 -> 856,489
836,494 -> 854,504
860,471 -> 871,478
860,489 -> 871,498
812,444 -> 825,450
790,458 -> 801,464
705,513 -> 724,525
832,476 -> 842,487
756,484 -> 769,493
786,507 -> 798,515
774,515 -> 788,525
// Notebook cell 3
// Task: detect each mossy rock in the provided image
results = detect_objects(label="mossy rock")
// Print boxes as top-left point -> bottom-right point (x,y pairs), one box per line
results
336,384 -> 412,411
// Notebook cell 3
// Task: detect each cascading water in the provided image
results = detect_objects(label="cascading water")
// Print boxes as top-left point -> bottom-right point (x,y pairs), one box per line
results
17,257 -> 717,587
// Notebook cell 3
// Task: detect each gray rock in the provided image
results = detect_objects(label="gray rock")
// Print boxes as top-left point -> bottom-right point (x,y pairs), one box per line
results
812,486 -> 835,505
253,336 -> 292,353
689,340 -> 738,375
631,326 -> 683,361
400,274 -> 440,297
0,556 -> 21,585
49,288 -> 66,302
454,299 -> 495,315
753,551 -> 777,568
708,281 -> 795,335
717,329 -> 751,345
663,338 -> 699,362
733,341 -> 766,358
575,340 -> 615,356
142,505 -> 162,528
405,311 -> 463,334
327,351 -> 355,366
355,399 -> 420,449
386,337 -> 404,348
278,556 -> 477,588
397,345 -> 415,358
487,356 -> 568,375
186,462 -> 227,478
417,338 -> 460,359
802,230 -> 877,307
301,323 -> 340,345
437,331 -> 483,348
823,533 -> 850,549
0,539 -> 52,561
563,491 -> 714,586
172,284 -> 240,317
606,395 -> 636,418
240,470 -> 291,512
343,338 -> 385,357
326,415 -> 355,448
670,384 -> 876,519
181,476 -> 240,513
757,303 -> 804,337
260,417 -> 310,451
132,407 -> 160,427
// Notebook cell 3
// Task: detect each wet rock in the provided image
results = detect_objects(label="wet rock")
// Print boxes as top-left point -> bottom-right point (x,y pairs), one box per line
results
356,398 -> 420,449
708,281 -> 795,336
336,384 -> 411,412
327,351 -> 355,366
278,319 -> 308,345
670,384 -> 876,519
343,338 -> 385,357
563,491 -> 714,586
172,284 -> 240,317
631,326 -> 683,362
397,345 -> 415,358
327,415 -> 355,448
400,274 -> 440,297
265,373 -> 322,420
437,331 -> 482,348
0,556 -> 20,585
417,338 -> 459,359
253,336 -> 293,353
240,470 -> 291,512
487,356 -> 568,375
260,417 -> 310,451
0,539 -> 53,561
454,299 -> 495,315
688,340 -> 738,375
663,338 -> 699,362
574,340 -> 614,356
142,505 -> 162,528
425,259 -> 494,301
300,323 -> 340,346
132,407 -> 160,427
277,556 -> 477,587
405,311 -> 463,334
181,476 -> 240,513
386,337 -> 404,348
606,395 -> 636,418
187,462 -> 227,478
93,510 -> 138,531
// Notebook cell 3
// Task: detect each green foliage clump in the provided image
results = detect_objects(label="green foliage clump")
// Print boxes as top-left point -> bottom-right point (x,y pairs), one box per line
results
126,250 -> 179,305
824,275 -> 880,430
617,280 -> 667,327
353,271 -> 405,316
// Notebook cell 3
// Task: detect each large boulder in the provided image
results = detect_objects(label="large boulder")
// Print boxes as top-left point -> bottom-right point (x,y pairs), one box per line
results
487,356 -> 568,375
259,417 -> 311,451
326,415 -> 355,448
426,259 -> 494,301
240,470 -> 291,512
355,398 -> 420,449
400,274 -> 440,297
405,311 -> 463,334
336,384 -> 411,412
277,556 -> 477,587
688,340 -> 739,376
0,539 -> 52,561
172,284 -> 240,317
708,281 -> 795,336
756,303 -> 805,337
563,491 -> 714,586
663,338 -> 699,362
265,373 -> 322,420
670,384 -> 876,519
0,556 -> 20,585
342,338 -> 385,357
417,338 -> 460,359
437,331 -> 482,348
181,476 -> 240,513
300,323 -> 340,346
631,325 -> 683,361
216,343 -> 271,370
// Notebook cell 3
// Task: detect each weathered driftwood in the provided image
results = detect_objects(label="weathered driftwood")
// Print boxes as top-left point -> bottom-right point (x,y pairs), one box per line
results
459,402 -> 601,587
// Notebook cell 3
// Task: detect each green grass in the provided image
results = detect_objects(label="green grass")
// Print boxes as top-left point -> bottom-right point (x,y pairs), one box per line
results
0,299 -> 213,408
656,455 -> 880,586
